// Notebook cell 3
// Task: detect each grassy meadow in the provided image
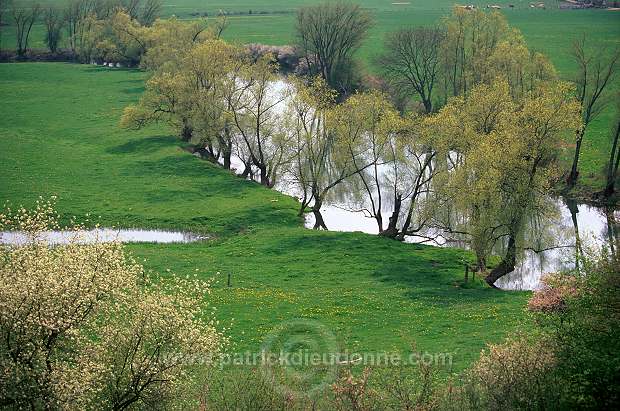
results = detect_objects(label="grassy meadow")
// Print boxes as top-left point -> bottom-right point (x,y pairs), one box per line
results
2,0 -> 619,197
0,62 -> 531,374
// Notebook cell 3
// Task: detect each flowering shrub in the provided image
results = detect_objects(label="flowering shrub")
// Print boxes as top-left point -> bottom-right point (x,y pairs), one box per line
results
468,334 -> 562,410
527,273 -> 579,313
246,43 -> 299,73
331,367 -> 374,411
0,200 -> 223,409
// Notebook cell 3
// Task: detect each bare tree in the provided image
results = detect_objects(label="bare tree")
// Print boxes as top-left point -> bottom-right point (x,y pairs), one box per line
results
567,35 -> 620,187
43,7 -> 63,53
121,0 -> 141,20
64,0 -> 91,55
11,1 -> 40,56
139,0 -> 162,26
295,1 -> 372,95
377,27 -> 445,114
228,56 -> 292,187
212,12 -> 228,39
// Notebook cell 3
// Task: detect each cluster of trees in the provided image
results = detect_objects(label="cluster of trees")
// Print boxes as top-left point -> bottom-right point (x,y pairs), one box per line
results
117,4 -> 587,287
1,0 -> 163,57
1,1 -> 617,198
376,8 -> 619,196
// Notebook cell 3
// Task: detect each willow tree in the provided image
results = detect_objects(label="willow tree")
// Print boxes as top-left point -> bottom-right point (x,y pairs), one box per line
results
120,21 -> 219,144
285,78 -> 384,229
285,77 -> 356,229
284,77 -> 335,226
121,70 -> 197,141
141,16 -> 210,71
332,90 -> 436,239
429,79 -> 581,286
228,54 -> 292,187
180,40 -> 249,169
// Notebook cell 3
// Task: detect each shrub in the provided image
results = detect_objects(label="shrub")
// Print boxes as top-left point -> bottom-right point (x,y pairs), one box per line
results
537,251 -> 620,409
0,199 -> 223,409
465,334 -> 563,410
246,43 -> 299,73
527,273 -> 578,313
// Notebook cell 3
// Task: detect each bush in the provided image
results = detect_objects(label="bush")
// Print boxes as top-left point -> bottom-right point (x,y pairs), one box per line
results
246,43 -> 300,73
0,199 -> 223,409
464,334 -> 563,410
535,251 -> 620,409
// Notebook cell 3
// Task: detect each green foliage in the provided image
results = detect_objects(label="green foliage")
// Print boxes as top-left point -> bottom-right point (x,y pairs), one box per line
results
3,1 -> 618,193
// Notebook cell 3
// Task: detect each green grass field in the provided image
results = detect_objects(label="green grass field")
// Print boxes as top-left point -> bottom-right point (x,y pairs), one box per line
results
2,0 -> 619,197
0,62 -> 530,373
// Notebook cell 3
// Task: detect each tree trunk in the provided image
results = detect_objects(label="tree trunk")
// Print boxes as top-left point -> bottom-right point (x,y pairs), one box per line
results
380,194 -> 402,239
375,213 -> 383,234
192,146 -> 218,164
604,120 -> 620,197
484,234 -> 517,288
476,256 -> 487,273
181,122 -> 193,142
422,98 -> 432,114
311,197 -> 327,230
566,199 -> 583,272
221,125 -> 233,170
259,165 -> 270,187
298,192 -> 309,217
605,207 -> 617,255
567,129 -> 584,187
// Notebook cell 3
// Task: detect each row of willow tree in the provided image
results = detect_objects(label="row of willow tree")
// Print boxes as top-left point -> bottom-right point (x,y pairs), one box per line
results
0,0 -> 163,56
49,2 -> 604,286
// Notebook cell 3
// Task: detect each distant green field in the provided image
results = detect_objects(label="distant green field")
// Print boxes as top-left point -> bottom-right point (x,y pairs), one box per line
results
2,1 -> 619,196
0,62 -> 530,373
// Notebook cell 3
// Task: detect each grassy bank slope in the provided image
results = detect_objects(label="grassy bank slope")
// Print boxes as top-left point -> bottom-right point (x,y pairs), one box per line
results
0,63 -> 529,372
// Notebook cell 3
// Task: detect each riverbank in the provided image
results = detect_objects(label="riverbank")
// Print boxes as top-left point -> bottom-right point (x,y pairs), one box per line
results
0,62 -> 532,372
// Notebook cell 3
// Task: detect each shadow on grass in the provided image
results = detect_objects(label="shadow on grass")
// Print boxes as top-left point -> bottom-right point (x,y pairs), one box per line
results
106,135 -> 177,154
121,86 -> 145,95
246,229 -> 515,305
371,260 -> 512,306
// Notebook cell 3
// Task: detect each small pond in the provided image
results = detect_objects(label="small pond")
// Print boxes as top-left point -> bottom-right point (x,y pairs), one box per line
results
0,228 -> 209,245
